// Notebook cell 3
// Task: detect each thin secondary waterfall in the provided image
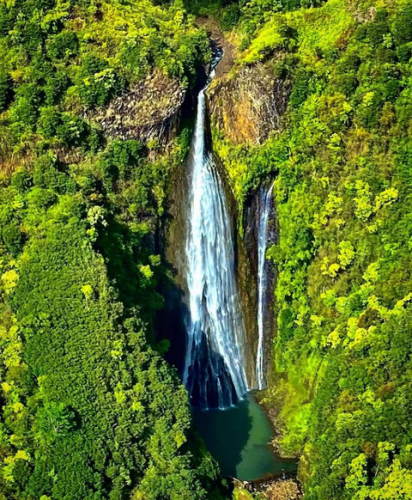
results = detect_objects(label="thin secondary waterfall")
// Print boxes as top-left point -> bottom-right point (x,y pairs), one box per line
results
256,183 -> 274,390
183,53 -> 248,409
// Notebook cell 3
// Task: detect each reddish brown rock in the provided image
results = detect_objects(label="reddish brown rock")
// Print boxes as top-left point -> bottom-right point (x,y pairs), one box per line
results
207,64 -> 289,145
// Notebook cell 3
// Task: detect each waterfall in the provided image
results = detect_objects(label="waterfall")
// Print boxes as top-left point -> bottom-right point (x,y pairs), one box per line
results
183,53 -> 248,409
256,183 -> 274,390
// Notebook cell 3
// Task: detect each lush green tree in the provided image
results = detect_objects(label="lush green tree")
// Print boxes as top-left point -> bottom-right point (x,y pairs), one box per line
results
0,0 -> 222,496
212,1 -> 412,498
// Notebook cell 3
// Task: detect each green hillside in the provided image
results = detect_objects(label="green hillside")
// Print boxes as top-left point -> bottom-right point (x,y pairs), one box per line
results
0,0 -> 224,498
2,0 -> 412,498
211,1 -> 412,498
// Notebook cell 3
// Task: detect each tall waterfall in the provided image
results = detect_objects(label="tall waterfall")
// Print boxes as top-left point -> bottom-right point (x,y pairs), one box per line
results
256,183 -> 274,390
183,54 -> 248,409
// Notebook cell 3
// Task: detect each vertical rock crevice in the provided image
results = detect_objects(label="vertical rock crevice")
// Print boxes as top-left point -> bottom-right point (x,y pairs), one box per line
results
206,59 -> 290,388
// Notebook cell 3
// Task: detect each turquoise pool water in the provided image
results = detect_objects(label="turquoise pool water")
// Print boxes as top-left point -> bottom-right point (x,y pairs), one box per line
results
192,393 -> 297,481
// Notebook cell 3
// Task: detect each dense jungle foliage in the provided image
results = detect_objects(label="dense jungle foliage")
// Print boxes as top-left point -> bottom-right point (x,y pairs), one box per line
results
2,0 -> 412,497
210,0 -> 412,499
0,0 -> 228,498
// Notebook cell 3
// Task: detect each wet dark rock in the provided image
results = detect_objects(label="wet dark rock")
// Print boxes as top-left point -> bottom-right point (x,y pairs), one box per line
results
242,186 -> 278,386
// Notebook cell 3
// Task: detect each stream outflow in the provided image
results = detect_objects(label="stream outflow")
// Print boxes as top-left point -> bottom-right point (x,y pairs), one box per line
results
183,50 -> 248,409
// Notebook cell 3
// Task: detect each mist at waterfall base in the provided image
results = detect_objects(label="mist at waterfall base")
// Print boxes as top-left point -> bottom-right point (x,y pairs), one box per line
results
182,49 -> 296,480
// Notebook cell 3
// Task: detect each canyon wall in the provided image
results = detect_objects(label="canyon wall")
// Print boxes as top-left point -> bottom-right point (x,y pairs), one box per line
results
206,59 -> 289,387
162,36 -> 289,389
88,70 -> 186,146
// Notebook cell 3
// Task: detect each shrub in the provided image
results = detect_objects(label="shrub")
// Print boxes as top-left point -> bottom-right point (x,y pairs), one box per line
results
2,222 -> 23,255
11,169 -> 33,193
56,113 -> 89,147
47,31 -> 79,60
396,43 -> 412,62
77,56 -> 125,108
10,84 -> 42,126
33,155 -> 76,194
367,9 -> 389,46
44,72 -> 70,105
289,68 -> 312,108
101,140 -> 144,188
0,4 -> 11,37
221,5 -> 241,31
27,188 -> 58,210
0,71 -> 13,112
392,5 -> 412,46
38,107 -> 62,139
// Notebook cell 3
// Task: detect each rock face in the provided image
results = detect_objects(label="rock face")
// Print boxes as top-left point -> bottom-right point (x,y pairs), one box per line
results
234,477 -> 302,500
88,70 -> 185,145
236,231 -> 259,386
158,157 -> 190,376
206,61 -> 288,385
207,63 -> 290,145
242,186 -> 278,387
262,479 -> 301,500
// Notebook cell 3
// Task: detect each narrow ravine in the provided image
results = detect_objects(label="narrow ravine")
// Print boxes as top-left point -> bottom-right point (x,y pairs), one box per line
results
183,50 -> 248,409
182,46 -> 296,481
256,183 -> 275,390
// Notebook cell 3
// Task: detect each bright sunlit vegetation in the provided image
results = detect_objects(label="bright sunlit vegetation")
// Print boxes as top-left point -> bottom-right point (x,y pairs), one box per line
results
1,0 -> 412,497
211,1 -> 412,499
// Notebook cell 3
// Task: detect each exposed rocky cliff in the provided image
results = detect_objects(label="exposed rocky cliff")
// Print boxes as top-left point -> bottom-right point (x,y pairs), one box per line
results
207,63 -> 290,145
233,476 -> 301,500
88,70 -> 185,145
206,58 -> 289,387
158,151 -> 190,375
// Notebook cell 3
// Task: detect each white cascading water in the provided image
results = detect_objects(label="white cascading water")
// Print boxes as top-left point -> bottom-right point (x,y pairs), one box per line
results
183,53 -> 248,409
256,183 -> 274,390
